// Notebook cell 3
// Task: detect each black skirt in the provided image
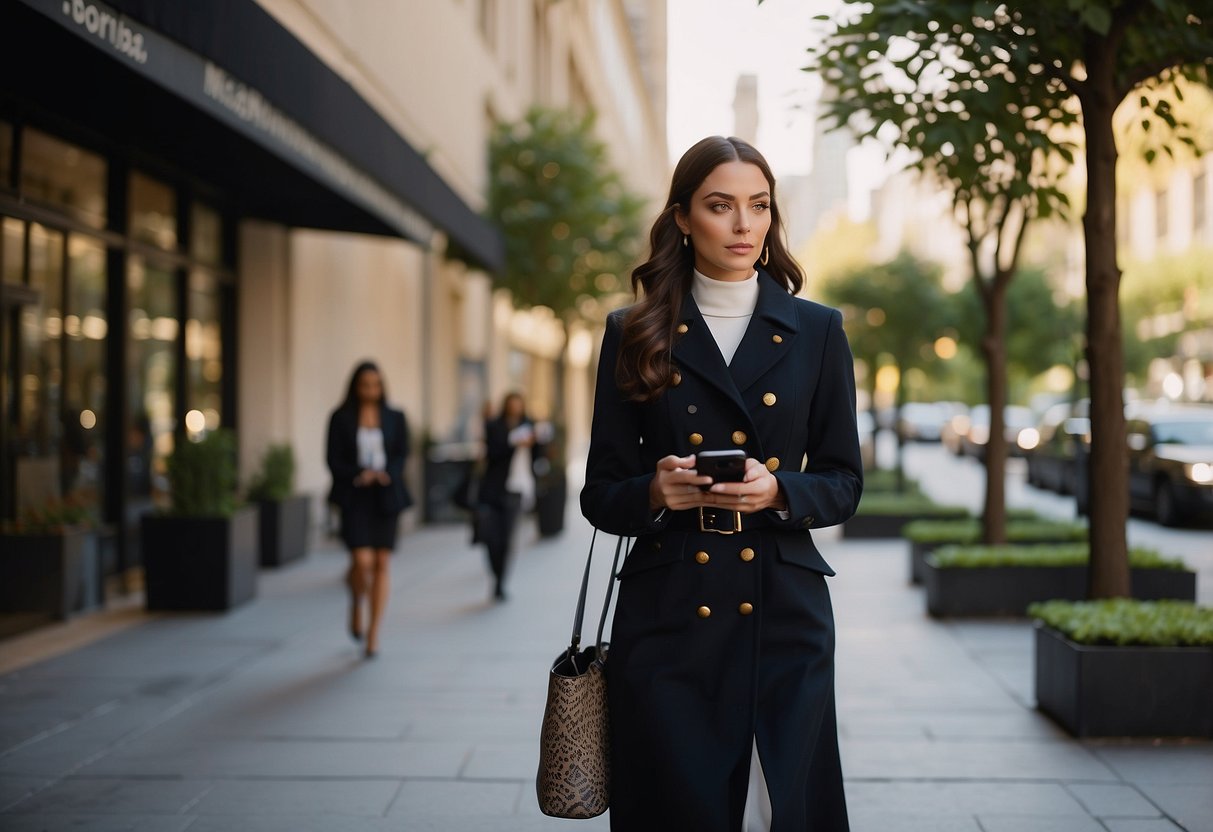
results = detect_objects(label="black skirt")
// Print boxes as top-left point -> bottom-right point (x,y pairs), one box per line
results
340,485 -> 400,550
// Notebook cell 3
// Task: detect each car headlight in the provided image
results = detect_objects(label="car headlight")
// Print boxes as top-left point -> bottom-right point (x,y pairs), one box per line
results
1185,462 -> 1213,484
1018,428 -> 1040,451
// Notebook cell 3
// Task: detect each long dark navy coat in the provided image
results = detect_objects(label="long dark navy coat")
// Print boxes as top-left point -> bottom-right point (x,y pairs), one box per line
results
581,270 -> 862,831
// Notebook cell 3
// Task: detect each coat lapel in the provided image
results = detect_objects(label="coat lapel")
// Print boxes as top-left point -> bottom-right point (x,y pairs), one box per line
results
727,269 -> 800,393
671,293 -> 747,414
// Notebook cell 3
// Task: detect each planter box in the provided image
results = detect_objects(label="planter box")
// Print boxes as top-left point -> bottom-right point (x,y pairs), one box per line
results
141,506 -> 258,611
925,562 -> 1197,617
1034,624 -> 1213,737
844,508 -> 968,539
256,494 -> 311,568
0,529 -> 101,619
909,535 -> 1084,585
535,476 -> 566,538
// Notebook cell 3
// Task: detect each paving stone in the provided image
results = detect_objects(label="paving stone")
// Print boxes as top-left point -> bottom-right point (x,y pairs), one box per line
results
190,779 -> 399,816
976,814 -> 1106,831
846,811 -> 982,832
1136,784 -> 1213,832
0,814 -> 196,832
4,777 -> 208,814
1065,783 -> 1160,819
844,781 -> 1087,816
1092,745 -> 1213,785
459,740 -> 539,779
841,738 -> 1117,781
0,776 -> 50,811
388,779 -> 522,817
1101,820 -> 1186,832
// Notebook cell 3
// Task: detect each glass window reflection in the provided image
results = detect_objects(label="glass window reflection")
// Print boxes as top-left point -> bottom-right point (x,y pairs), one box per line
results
3,217 -> 24,284
191,202 -> 223,266
186,271 -> 223,438
20,128 -> 107,229
129,172 -> 177,251
127,256 -> 177,517
0,121 -> 13,189
66,236 -> 107,517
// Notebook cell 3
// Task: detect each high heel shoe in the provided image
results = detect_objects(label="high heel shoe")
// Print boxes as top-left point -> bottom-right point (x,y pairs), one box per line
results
364,645 -> 378,659
350,626 -> 364,643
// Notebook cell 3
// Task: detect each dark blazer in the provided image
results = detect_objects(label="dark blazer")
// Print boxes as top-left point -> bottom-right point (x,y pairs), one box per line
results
477,416 -> 532,508
326,404 -> 413,515
581,270 -> 862,831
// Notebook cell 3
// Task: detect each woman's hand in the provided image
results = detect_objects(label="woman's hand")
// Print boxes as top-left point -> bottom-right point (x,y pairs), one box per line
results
703,458 -> 787,514
649,455 -> 713,511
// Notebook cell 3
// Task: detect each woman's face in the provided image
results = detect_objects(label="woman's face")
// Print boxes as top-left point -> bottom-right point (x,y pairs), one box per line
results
503,395 -> 524,421
356,370 -> 383,404
675,160 -> 773,282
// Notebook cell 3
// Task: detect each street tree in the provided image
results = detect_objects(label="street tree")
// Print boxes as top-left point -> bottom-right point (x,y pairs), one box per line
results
487,107 -> 645,320
803,3 -> 1073,544
800,1 -> 1213,593
823,253 -> 950,490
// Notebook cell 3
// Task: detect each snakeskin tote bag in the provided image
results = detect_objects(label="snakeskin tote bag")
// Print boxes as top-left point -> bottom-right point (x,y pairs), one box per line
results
536,529 -> 627,819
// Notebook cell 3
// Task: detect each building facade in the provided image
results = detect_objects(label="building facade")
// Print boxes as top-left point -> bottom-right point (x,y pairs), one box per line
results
1,0 -> 667,600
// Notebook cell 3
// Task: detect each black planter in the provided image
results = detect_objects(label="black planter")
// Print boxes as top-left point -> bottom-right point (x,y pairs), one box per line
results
141,506 -> 258,611
1034,624 -> 1213,737
536,475 -> 567,538
256,494 -> 311,568
909,536 -> 1089,585
843,508 -> 967,539
0,529 -> 101,619
925,562 -> 1197,617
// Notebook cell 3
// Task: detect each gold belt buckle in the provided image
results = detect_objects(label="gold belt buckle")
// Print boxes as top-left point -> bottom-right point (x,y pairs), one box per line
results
699,507 -> 742,535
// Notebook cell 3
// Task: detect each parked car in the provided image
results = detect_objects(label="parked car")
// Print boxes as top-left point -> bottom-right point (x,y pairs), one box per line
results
1027,415 -> 1090,494
857,410 -> 876,471
942,407 -> 972,457
962,404 -> 1038,460
1126,405 -> 1213,526
897,402 -> 947,442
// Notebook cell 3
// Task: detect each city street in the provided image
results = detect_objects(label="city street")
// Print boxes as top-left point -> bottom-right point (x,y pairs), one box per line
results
1,457 -> 1210,831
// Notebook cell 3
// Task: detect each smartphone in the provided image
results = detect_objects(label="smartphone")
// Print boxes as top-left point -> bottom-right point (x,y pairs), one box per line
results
696,449 -> 747,487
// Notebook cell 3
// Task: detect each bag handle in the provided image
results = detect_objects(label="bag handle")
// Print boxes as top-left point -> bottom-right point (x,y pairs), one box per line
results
567,529 -> 629,661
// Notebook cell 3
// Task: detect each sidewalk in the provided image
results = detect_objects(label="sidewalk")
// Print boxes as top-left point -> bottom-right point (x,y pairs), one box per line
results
1,508 -> 1210,831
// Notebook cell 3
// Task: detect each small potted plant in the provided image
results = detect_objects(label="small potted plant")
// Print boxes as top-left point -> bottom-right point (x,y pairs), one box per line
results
533,421 -> 566,538
247,444 -> 311,568
923,543 -> 1196,617
0,493 -> 101,619
1031,598 -> 1213,737
140,430 -> 257,611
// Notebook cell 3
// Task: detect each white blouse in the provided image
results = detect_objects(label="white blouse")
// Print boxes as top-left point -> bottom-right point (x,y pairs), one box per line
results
691,268 -> 760,365
356,426 -> 386,472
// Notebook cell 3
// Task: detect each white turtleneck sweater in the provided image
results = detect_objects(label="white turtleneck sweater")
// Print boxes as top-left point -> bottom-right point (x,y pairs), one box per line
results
691,268 -> 760,365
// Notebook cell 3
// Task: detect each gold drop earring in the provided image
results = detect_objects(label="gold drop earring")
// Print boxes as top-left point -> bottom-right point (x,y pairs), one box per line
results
760,247 -> 769,266
683,235 -> 689,248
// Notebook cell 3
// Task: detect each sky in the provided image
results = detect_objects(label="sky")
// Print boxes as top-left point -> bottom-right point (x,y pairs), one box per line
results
665,0 -> 842,178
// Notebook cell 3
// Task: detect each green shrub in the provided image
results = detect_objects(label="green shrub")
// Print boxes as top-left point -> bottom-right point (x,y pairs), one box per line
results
1029,599 -> 1213,647
855,492 -> 969,517
862,468 -> 921,494
0,493 -> 94,534
247,444 -> 296,502
904,517 -> 1087,545
167,429 -> 237,517
931,543 -> 1187,570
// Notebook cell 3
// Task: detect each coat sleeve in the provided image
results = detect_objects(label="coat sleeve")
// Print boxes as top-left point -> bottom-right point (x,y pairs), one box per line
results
385,409 -> 409,484
580,313 -> 670,537
770,309 -> 864,529
326,410 -> 357,483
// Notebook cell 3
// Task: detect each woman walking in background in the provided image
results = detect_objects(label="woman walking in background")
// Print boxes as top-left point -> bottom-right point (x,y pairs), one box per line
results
475,392 -> 538,601
327,361 -> 413,658
582,136 -> 862,830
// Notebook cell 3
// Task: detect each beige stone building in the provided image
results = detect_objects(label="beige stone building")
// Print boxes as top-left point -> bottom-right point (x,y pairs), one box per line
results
1,0 -> 667,597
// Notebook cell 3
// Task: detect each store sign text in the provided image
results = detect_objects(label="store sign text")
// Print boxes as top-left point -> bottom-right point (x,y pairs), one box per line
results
60,0 -> 148,64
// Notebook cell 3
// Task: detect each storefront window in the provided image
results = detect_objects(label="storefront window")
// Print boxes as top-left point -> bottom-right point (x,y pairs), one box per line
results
127,256 -> 177,516
0,121 -> 13,189
191,202 -> 223,266
129,172 -> 177,251
3,217 -> 24,284
20,128 -> 107,229
186,271 -> 223,437
65,236 -> 107,517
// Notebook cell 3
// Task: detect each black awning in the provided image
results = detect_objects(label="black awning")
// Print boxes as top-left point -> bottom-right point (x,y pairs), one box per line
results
11,0 -> 503,272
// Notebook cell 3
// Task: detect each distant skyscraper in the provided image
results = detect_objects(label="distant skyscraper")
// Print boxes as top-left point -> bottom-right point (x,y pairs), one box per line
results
734,74 -> 759,144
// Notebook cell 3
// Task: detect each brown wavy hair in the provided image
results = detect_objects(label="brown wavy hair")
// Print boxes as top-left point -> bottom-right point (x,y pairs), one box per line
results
615,136 -> 804,401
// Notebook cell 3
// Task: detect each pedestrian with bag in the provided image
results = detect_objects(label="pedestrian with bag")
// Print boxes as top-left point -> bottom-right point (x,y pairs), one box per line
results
326,361 -> 413,659
580,136 -> 863,830
475,392 -> 537,601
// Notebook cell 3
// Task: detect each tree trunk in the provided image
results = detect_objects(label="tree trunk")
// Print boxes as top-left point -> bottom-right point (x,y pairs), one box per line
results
981,279 -> 1009,545
1082,47 -> 1131,599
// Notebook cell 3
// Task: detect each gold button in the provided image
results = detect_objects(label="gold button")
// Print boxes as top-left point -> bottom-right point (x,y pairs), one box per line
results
772,334 -> 783,344
765,457 -> 780,472
739,547 -> 755,562
762,393 -> 777,406
732,431 -> 747,445
671,371 -> 682,387
697,605 -> 711,619
689,433 -> 703,446
677,323 -> 689,334
739,602 -> 754,615
695,551 -> 710,564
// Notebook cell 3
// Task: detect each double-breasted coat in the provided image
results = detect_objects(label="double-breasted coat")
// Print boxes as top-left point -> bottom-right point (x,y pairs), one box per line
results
581,270 -> 863,831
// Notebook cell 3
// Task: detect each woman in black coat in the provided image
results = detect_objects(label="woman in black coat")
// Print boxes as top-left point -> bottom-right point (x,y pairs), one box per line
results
475,392 -> 536,601
327,361 -> 413,658
581,136 -> 862,831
